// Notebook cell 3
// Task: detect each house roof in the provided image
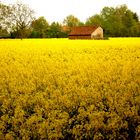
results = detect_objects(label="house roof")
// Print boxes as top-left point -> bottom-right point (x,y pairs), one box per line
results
69,26 -> 99,36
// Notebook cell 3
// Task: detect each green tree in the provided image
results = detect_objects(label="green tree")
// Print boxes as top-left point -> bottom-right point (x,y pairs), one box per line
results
0,26 -> 9,38
100,6 -> 116,36
138,22 -> 140,36
46,22 -> 67,38
100,5 -> 140,37
30,16 -> 49,38
121,9 -> 139,36
63,15 -> 81,27
85,14 -> 103,26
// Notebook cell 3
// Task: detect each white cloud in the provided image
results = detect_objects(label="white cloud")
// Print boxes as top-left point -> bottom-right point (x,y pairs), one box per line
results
1,0 -> 140,23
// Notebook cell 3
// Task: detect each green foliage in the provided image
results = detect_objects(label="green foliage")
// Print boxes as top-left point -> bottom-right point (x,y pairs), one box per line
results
30,16 -> 49,38
46,22 -> 68,38
85,5 -> 140,37
86,14 -> 103,26
63,15 -> 81,27
0,26 -> 10,38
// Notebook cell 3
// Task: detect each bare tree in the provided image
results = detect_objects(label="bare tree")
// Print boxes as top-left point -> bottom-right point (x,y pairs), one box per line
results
8,1 -> 35,38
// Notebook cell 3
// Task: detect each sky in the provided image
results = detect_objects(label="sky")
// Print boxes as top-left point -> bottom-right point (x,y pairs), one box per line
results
1,0 -> 140,23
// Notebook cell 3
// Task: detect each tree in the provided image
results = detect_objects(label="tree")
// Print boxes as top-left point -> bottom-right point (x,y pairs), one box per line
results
85,14 -> 103,26
100,6 -> 116,36
116,5 -> 139,37
46,22 -> 67,38
100,5 -> 140,37
85,4 -> 140,37
0,26 -> 9,38
30,16 -> 49,38
0,2 -> 11,38
0,2 -> 11,30
138,22 -> 140,36
2,1 -> 35,39
63,15 -> 81,27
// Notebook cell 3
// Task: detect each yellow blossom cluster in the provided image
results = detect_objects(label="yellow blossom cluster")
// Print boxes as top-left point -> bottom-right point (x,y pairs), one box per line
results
0,38 -> 140,139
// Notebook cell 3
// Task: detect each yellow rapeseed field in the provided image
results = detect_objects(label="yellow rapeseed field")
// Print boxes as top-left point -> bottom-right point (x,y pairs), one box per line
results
0,38 -> 140,139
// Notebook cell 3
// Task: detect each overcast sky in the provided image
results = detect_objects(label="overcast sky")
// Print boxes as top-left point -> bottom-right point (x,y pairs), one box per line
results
1,0 -> 140,23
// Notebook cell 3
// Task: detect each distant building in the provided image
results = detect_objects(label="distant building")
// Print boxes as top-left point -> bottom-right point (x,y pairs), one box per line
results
69,26 -> 103,39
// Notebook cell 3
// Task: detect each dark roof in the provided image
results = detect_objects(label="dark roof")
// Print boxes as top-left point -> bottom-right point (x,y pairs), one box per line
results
69,26 -> 99,36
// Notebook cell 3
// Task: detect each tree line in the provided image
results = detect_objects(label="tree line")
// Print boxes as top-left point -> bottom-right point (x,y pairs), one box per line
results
0,1 -> 140,39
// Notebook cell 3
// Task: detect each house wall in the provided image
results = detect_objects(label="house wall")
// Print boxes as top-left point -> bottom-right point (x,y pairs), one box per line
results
91,27 -> 103,39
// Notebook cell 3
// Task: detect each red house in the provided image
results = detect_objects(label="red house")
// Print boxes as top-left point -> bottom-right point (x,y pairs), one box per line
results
69,26 -> 103,39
